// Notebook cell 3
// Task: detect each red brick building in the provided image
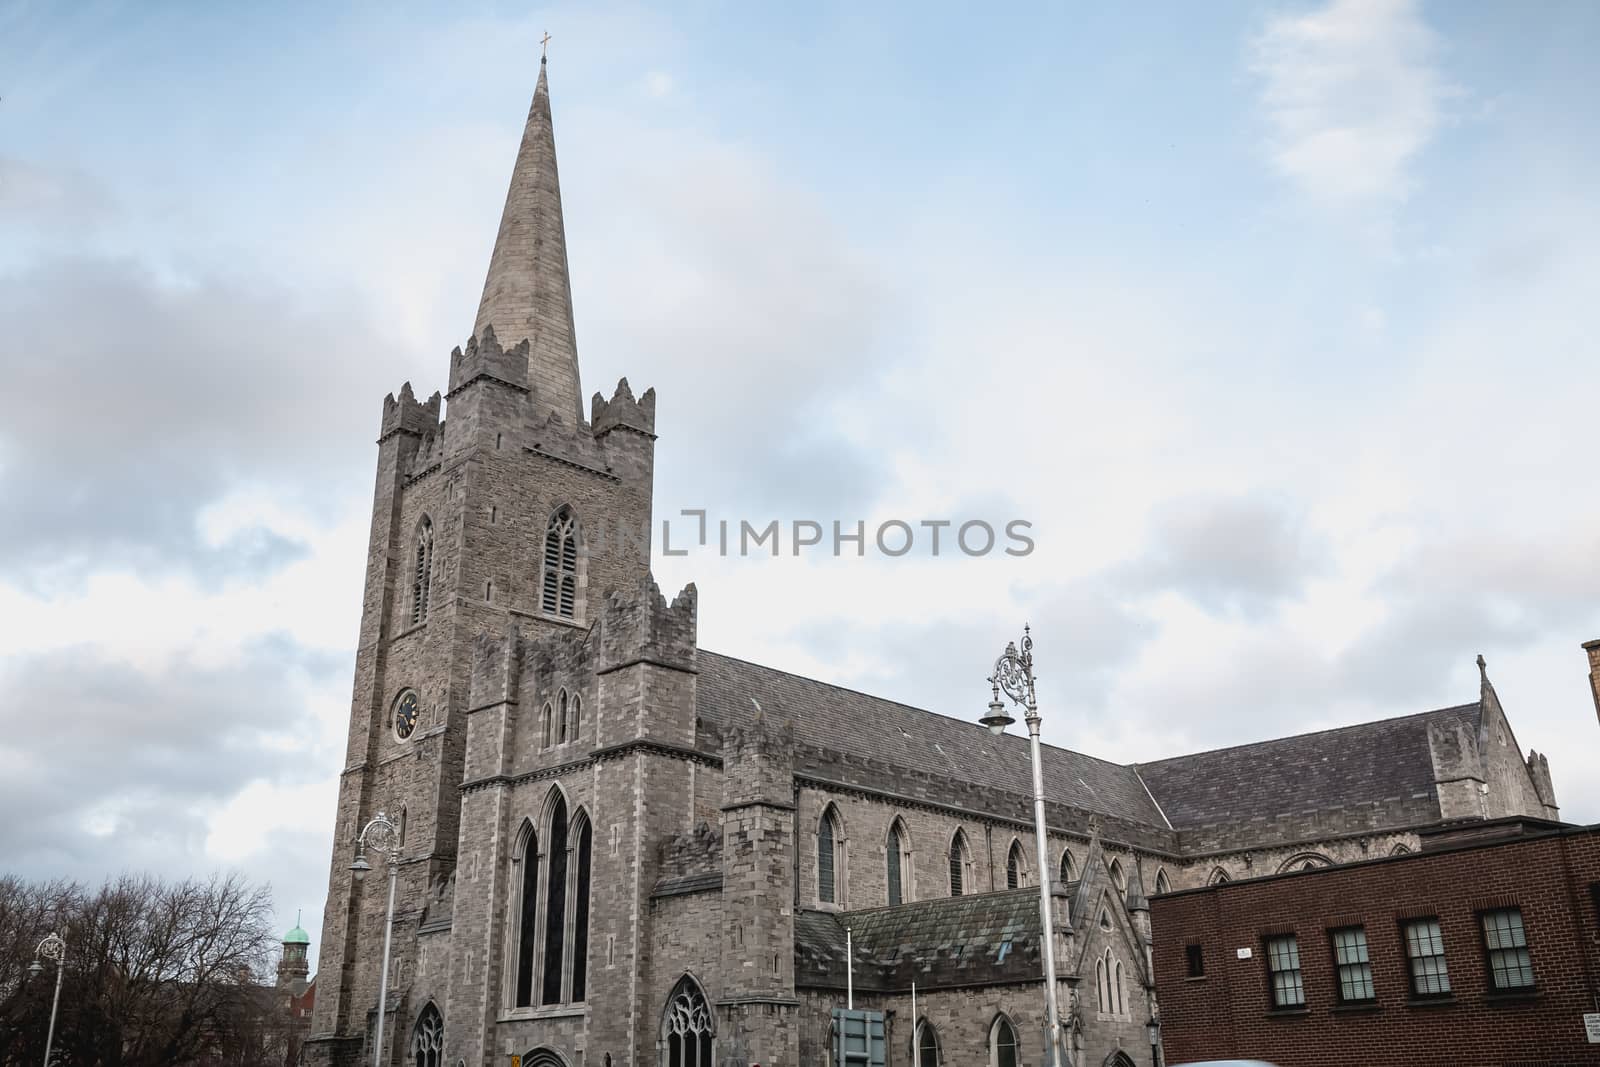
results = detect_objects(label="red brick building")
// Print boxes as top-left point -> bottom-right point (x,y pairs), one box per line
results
1151,818 -> 1600,1066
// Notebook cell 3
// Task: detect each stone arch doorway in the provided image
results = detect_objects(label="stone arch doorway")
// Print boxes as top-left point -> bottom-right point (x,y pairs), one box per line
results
519,1049 -> 569,1067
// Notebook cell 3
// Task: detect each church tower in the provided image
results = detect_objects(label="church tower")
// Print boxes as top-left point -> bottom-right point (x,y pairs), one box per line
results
305,54 -> 657,1066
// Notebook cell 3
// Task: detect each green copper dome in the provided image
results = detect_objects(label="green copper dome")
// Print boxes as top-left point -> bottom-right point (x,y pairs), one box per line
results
284,911 -> 311,944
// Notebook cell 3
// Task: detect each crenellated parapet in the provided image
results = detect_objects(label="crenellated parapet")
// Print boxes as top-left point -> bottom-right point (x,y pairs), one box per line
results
723,709 -> 796,811
596,572 -> 697,675
447,326 -> 531,398
379,381 -> 443,442
591,377 -> 657,438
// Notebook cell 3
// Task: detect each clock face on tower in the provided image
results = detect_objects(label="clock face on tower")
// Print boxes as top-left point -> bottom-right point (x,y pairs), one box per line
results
394,690 -> 420,740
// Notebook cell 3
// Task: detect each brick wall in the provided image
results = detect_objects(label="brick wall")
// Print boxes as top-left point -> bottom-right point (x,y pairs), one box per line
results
1151,823 -> 1600,1066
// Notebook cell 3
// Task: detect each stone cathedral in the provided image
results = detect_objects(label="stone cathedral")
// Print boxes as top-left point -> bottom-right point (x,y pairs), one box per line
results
305,60 -> 1563,1067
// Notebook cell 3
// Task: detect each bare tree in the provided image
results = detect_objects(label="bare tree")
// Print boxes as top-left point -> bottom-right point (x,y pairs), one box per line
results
0,872 -> 281,1067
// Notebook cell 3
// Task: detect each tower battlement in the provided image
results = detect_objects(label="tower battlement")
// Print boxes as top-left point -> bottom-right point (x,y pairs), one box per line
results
447,326 -> 531,398
379,382 -> 442,441
597,573 -> 697,674
591,377 -> 657,438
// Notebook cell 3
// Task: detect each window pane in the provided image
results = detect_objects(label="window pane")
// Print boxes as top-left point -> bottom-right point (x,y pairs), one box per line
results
887,828 -> 903,906
818,815 -> 836,903
1482,909 -> 1534,990
949,838 -> 964,896
1266,935 -> 1305,1008
541,797 -> 569,1004
570,818 -> 592,1001
995,1020 -> 1018,1067
515,832 -> 539,1007
1403,918 -> 1451,996
1331,927 -> 1374,1001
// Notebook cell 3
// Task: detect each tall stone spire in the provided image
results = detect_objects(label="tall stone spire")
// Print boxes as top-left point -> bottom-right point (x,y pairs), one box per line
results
474,55 -> 583,426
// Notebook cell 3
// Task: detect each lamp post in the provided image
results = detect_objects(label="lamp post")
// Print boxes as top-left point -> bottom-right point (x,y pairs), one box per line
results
980,625 -> 1071,1067
350,810 -> 402,1067
1146,1016 -> 1161,1067
28,931 -> 66,1067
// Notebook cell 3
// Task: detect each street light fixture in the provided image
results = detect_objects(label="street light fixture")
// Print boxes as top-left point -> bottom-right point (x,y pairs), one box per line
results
350,810 -> 402,1067
1146,1016 -> 1161,1066
30,931 -> 66,1067
982,626 -> 1071,1067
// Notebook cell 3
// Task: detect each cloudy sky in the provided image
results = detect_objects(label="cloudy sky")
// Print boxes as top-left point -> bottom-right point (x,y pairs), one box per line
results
3,0 -> 1597,969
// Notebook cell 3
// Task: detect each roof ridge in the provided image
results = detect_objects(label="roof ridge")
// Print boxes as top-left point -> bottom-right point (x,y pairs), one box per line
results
696,648 -> 1141,774
1137,702 -> 1480,769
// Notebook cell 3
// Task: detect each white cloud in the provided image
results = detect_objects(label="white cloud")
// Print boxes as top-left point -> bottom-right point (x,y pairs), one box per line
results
1251,0 -> 1449,205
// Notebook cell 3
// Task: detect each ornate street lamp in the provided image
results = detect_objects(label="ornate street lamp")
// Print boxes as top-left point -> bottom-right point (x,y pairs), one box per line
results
351,810 -> 403,1067
29,931 -> 66,1067
1146,1016 -> 1162,1066
982,626 -> 1071,1067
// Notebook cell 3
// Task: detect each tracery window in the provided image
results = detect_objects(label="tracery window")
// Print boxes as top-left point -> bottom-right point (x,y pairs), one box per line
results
410,1002 -> 443,1067
989,1015 -> 1018,1067
509,791 -> 593,1010
949,830 -> 969,897
411,517 -> 434,624
818,805 -> 843,904
661,976 -> 714,1067
542,507 -> 580,618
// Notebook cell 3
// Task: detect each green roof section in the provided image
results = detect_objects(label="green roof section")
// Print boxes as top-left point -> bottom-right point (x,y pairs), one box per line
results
284,909 -> 311,944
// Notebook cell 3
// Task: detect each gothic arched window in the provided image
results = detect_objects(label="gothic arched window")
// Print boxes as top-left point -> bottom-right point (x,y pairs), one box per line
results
410,1002 -> 443,1067
989,1015 -> 1018,1067
1006,840 -> 1026,889
1059,849 -> 1074,884
570,812 -> 593,1001
541,507 -> 580,619
1208,866 -> 1230,886
1155,868 -> 1172,895
1108,857 -> 1126,892
817,805 -> 842,905
887,820 -> 908,906
557,689 -> 569,744
661,975 -> 714,1067
916,1019 -> 941,1067
571,694 -> 583,742
411,517 -> 434,624
513,822 -> 539,1007
541,793 -> 570,1005
541,703 -> 552,750
949,830 -> 969,897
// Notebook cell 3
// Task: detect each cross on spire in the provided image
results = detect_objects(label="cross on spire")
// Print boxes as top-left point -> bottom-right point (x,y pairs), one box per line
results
541,31 -> 552,60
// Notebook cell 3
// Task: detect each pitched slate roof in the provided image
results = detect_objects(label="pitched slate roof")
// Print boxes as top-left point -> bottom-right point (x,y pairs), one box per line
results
696,651 -> 1171,827
1135,704 -> 1480,829
794,889 -> 1048,992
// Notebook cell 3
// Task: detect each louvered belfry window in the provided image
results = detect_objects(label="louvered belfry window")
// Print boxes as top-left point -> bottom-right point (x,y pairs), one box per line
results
542,508 -> 579,618
411,518 -> 434,624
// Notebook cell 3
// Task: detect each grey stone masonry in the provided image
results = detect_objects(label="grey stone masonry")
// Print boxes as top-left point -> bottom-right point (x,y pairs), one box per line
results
474,58 -> 583,428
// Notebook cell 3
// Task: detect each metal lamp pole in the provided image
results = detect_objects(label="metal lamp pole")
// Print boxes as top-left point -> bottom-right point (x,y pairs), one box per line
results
350,810 -> 402,1067
980,626 -> 1072,1067
28,931 -> 66,1067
